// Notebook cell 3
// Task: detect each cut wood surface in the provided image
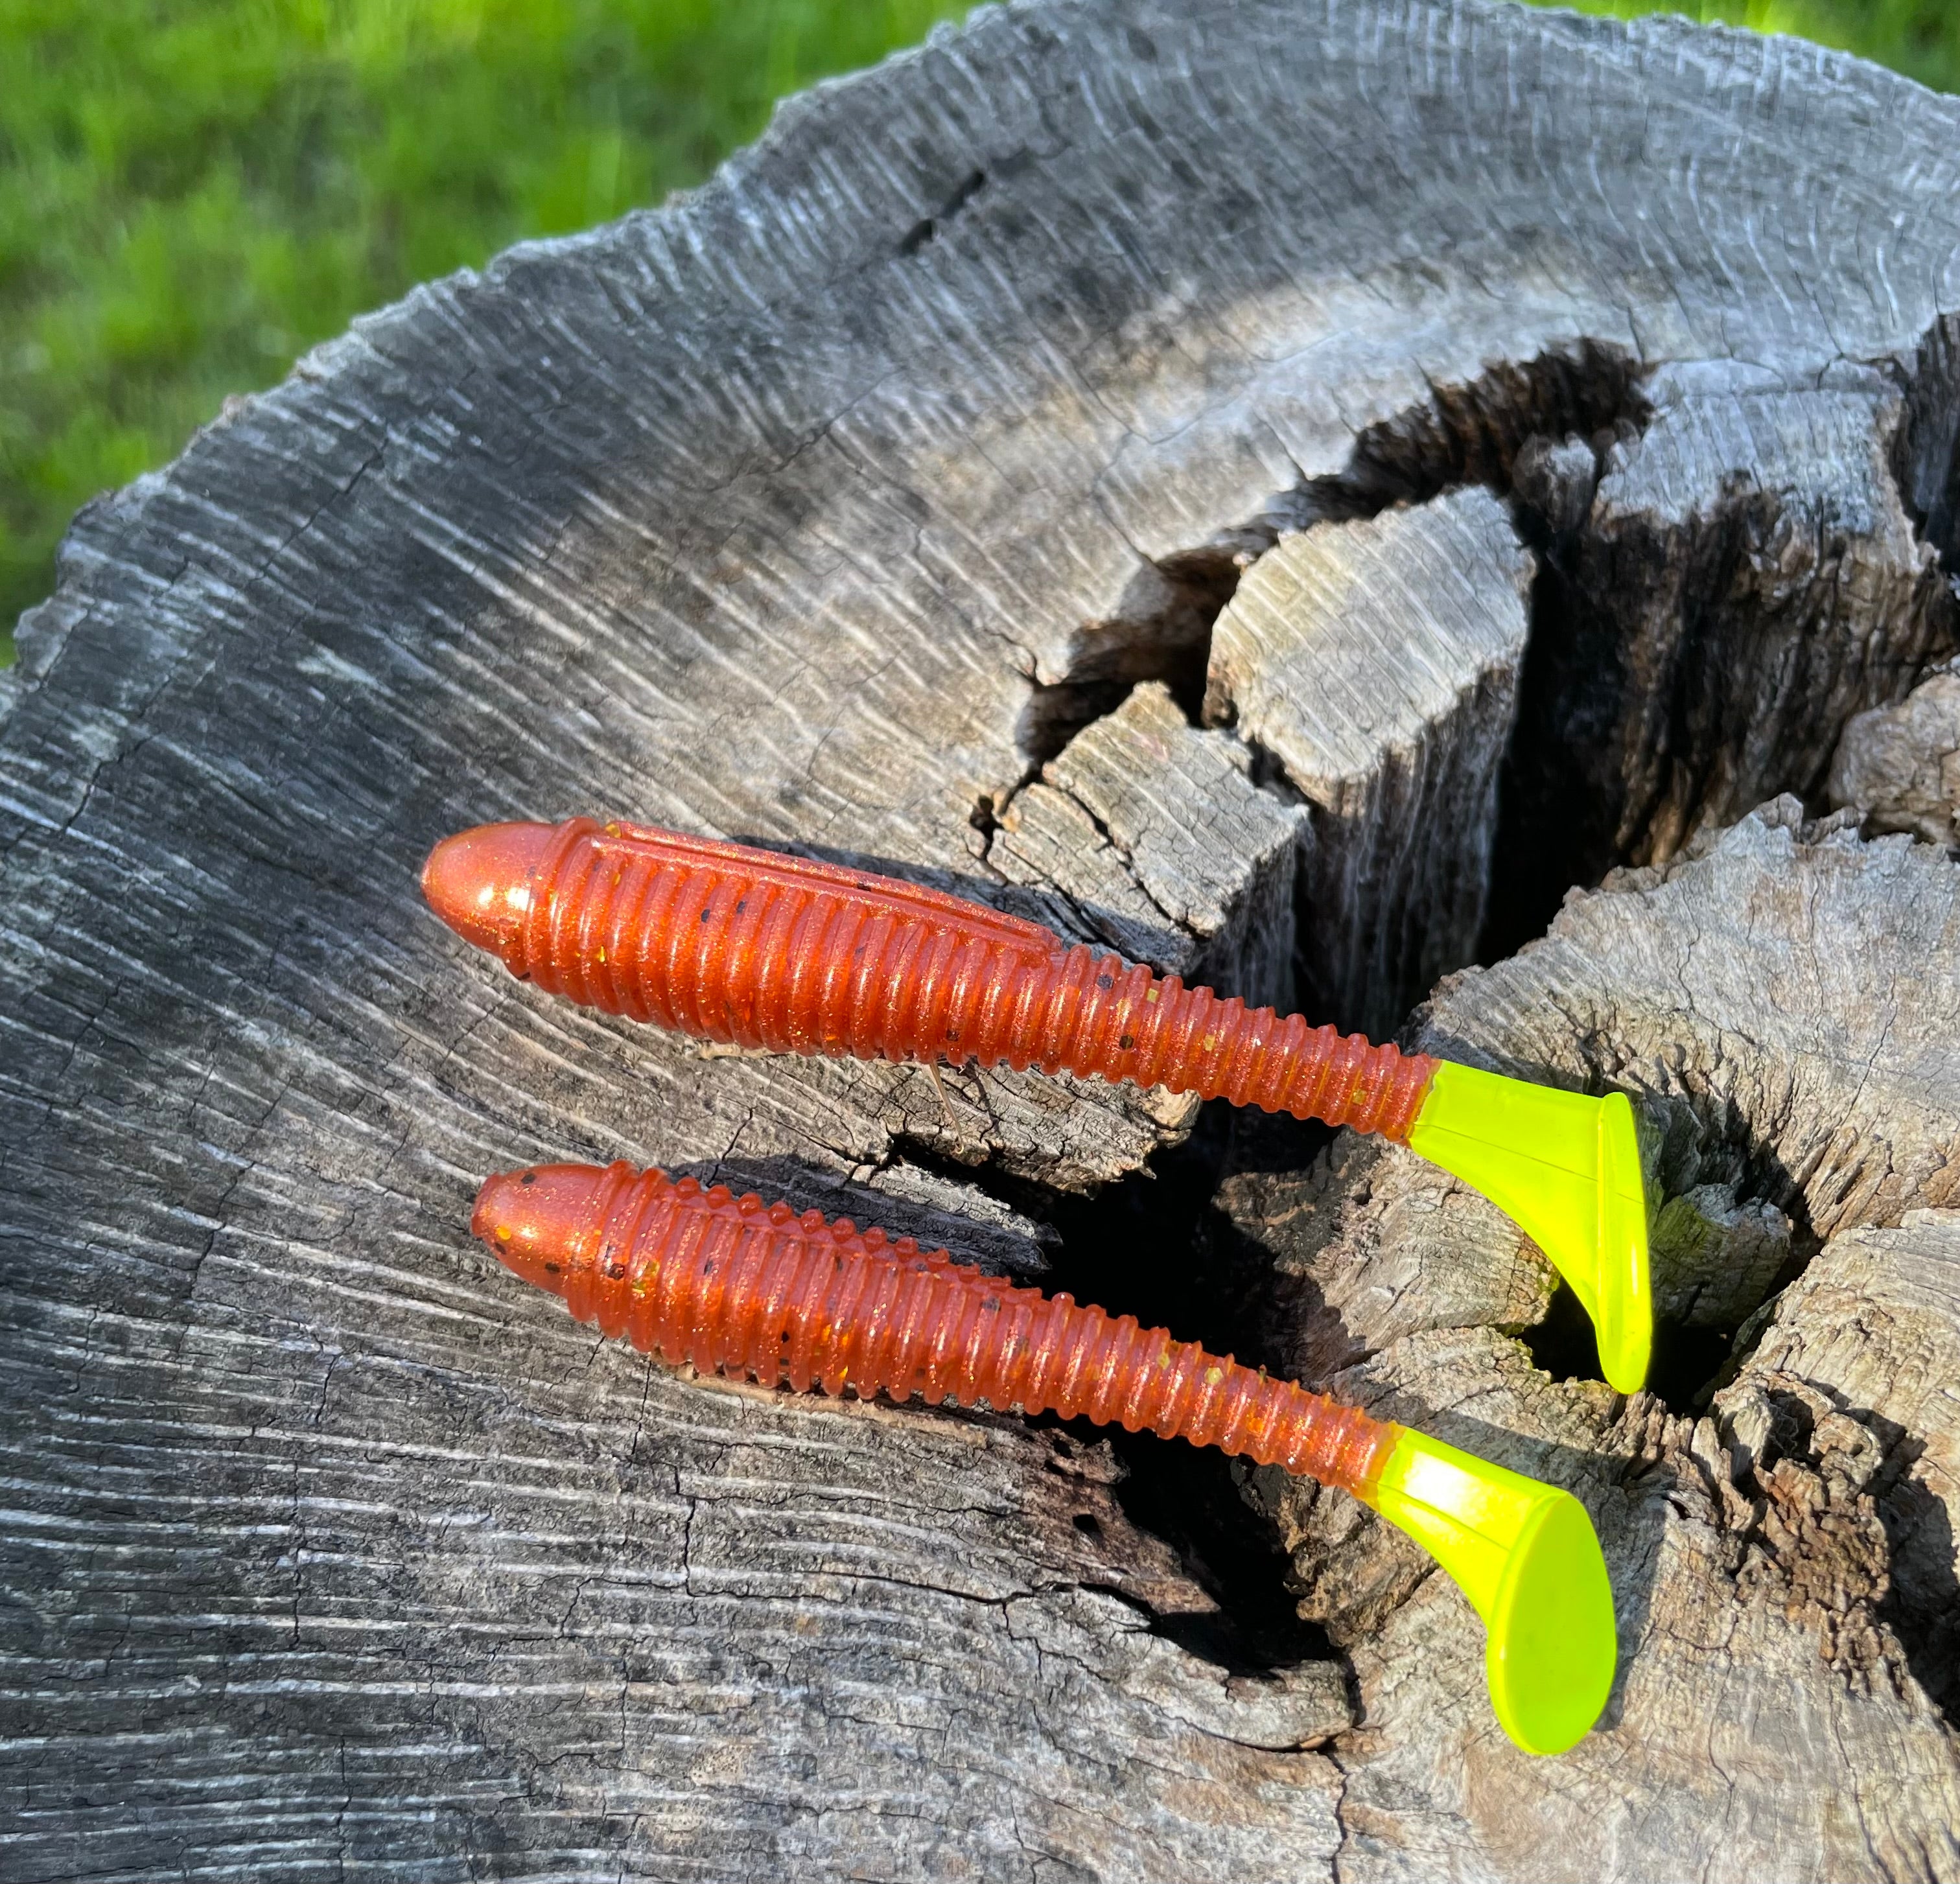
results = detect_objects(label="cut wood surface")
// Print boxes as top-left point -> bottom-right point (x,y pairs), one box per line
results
1208,484 -> 1534,1038
5,1 -> 1960,1878
1832,659 -> 1960,847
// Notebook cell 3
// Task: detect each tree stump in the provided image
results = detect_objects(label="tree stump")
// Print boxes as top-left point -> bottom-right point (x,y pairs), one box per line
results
5,1 -> 1960,1876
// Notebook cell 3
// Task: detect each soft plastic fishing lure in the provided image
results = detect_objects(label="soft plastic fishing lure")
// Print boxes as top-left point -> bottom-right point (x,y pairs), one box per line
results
472,1157 -> 1619,1757
425,816 -> 1434,1133
426,818 -> 1653,1390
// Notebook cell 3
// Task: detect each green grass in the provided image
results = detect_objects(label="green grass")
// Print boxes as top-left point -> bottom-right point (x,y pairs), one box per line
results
0,0 -> 972,661
1548,1 -> 1959,90
2,1 -> 1954,666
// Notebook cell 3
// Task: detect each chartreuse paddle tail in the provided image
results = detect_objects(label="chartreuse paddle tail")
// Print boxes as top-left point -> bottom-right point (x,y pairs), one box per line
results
1406,1064 -> 1651,1393
1360,1426 -> 1618,1754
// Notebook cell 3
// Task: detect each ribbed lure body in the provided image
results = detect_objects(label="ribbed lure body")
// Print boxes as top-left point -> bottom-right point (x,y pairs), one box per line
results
474,1160 -> 1399,1498
425,818 -> 1437,1139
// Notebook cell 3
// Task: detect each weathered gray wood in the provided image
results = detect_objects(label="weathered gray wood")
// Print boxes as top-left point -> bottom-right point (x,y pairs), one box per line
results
992,678 -> 1305,1003
1585,375 -> 1953,864
1231,805 -> 1960,1878
1831,660 -> 1960,846
1488,366 -> 1956,954
6,0 -> 1960,1877
1217,1131 -> 1556,1388
1423,799 -> 1960,1243
1206,485 -> 1534,1037
1739,1210 -> 1960,1724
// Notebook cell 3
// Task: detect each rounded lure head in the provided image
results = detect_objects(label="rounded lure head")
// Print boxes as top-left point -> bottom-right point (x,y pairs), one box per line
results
421,820 -> 563,961
1364,1427 -> 1617,1755
471,1161 -> 622,1296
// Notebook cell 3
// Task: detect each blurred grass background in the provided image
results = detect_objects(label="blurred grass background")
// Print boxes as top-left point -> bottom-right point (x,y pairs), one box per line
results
3,1 -> 1955,664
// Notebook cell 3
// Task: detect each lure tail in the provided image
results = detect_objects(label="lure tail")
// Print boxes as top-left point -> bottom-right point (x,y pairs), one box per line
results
472,1158 -> 1619,1754
426,818 -> 1650,1390
1406,1064 -> 1651,1393
1364,1425 -> 1618,1756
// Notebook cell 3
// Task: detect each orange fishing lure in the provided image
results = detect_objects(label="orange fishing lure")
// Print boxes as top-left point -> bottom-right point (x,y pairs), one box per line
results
474,1159 -> 1399,1497
423,817 -> 1436,1138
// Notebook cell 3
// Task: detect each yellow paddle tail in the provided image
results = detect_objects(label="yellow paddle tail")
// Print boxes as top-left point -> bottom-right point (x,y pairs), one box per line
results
1363,1427 -> 1618,1754
1407,1062 -> 1651,1393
